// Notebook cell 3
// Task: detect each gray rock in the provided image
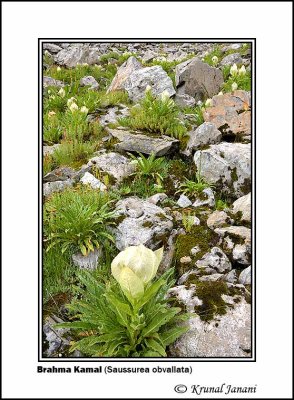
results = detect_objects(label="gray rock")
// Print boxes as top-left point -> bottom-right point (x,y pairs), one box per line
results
72,249 -> 102,270
43,76 -> 65,88
198,273 -> 223,282
87,152 -> 136,182
175,57 -> 224,102
43,315 -> 70,357
167,285 -> 203,313
159,229 -> 180,273
169,297 -> 251,357
166,50 -> 188,62
43,43 -> 63,54
232,193 -> 251,222
80,75 -> 99,90
43,167 -> 77,183
43,144 -> 61,156
174,94 -> 196,108
43,180 -> 73,197
224,269 -> 238,283
107,128 -> 179,156
43,143 -> 60,157
113,197 -> 173,250
185,122 -> 222,155
192,188 -> 215,208
54,44 -> 100,67
215,226 -> 251,243
194,143 -> 251,198
124,65 -> 176,102
232,243 -> 251,265
207,210 -> 230,229
220,53 -> 243,66
107,56 -> 142,93
177,194 -> 192,208
147,193 -> 168,205
98,105 -> 129,127
80,172 -> 107,191
142,50 -> 157,63
196,247 -> 232,273
239,265 -> 251,285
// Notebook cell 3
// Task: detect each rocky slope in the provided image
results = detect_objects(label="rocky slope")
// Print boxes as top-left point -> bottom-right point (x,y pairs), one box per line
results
42,41 -> 252,358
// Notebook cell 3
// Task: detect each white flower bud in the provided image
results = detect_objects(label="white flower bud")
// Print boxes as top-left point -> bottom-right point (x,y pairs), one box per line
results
231,82 -> 238,91
238,65 -> 246,76
230,63 -> 238,76
80,106 -> 89,114
205,98 -> 212,107
212,56 -> 218,65
58,88 -> 65,98
69,102 -> 79,112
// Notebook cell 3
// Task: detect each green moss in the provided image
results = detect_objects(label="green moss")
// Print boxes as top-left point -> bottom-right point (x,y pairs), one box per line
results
142,220 -> 153,228
174,224 -> 219,276
194,281 -> 229,322
230,167 -> 238,183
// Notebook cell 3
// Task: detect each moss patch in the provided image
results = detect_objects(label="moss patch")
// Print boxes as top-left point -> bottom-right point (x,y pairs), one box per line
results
194,281 -> 229,322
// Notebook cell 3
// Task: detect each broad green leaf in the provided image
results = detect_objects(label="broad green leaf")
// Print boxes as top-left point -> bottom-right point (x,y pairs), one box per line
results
145,338 -> 166,356
141,308 -> 181,337
160,326 -> 189,346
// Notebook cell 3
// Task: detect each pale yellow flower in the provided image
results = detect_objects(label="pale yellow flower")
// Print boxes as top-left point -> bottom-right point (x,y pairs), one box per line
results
56,66 -> 61,72
48,111 -> 56,117
80,106 -> 89,114
205,98 -> 212,107
238,65 -> 246,76
212,56 -> 218,65
111,244 -> 163,299
230,63 -> 238,76
58,88 -> 65,98
231,82 -> 238,91
69,102 -> 79,112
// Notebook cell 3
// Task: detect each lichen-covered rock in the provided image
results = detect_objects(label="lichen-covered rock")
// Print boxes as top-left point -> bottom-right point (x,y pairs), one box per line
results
72,249 -> 102,270
232,193 -> 251,222
106,128 -> 180,156
113,197 -> 173,250
107,56 -> 142,93
215,226 -> 251,265
43,43 -> 63,54
194,143 -> 251,198
87,152 -> 136,182
203,91 -> 251,139
175,57 -> 224,101
207,210 -> 231,229
174,93 -> 196,108
43,315 -> 70,357
80,75 -> 99,90
43,166 -> 77,183
124,65 -> 176,102
196,247 -> 232,273
43,180 -> 73,197
184,122 -> 222,155
98,105 -> 129,127
43,144 -> 61,156
239,265 -> 251,285
169,297 -> 251,357
192,188 -> 215,208
220,52 -> 244,66
177,194 -> 192,208
43,76 -> 65,88
80,172 -> 107,190
54,44 -> 100,67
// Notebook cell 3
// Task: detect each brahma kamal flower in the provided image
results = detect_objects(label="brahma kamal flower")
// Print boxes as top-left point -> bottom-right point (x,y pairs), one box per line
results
205,98 -> 212,107
230,63 -> 238,77
145,85 -> 152,92
217,91 -> 224,96
111,244 -> 164,300
48,111 -> 56,117
67,97 -> 76,107
212,55 -> 218,65
58,88 -> 65,98
231,82 -> 238,91
238,65 -> 246,76
69,102 -> 79,112
80,106 -> 89,114
161,90 -> 170,101
56,66 -> 61,72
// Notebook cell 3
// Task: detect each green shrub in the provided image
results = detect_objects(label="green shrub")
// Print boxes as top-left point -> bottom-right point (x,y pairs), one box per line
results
130,152 -> 169,182
43,112 -> 63,144
52,140 -> 96,167
55,268 -> 188,357
44,187 -> 116,255
118,90 -> 187,139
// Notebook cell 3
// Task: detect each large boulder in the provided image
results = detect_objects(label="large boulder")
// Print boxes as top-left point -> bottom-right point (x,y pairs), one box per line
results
107,56 -> 142,93
232,193 -> 251,222
106,128 -> 180,156
43,76 -> 65,88
184,122 -> 222,155
124,65 -> 176,102
194,143 -> 251,198
43,43 -> 63,54
113,197 -> 174,250
196,247 -> 232,273
175,57 -> 224,101
54,44 -> 100,67
220,52 -> 244,66
203,91 -> 251,139
87,152 -> 136,183
169,296 -> 251,357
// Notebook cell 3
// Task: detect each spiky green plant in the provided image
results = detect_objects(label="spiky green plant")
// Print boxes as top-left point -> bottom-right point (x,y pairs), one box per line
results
55,268 -> 189,357
44,187 -> 116,256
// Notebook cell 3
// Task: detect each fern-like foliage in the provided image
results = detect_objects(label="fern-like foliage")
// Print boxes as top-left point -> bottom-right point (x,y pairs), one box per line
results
55,269 -> 189,357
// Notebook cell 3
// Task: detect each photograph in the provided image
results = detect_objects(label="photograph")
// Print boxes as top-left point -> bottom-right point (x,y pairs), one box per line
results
41,40 -> 253,360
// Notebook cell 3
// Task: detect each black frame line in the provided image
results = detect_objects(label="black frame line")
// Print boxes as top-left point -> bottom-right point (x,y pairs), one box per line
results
38,38 -> 256,362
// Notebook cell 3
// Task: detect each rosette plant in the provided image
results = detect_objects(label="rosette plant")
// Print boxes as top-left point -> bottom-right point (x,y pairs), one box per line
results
56,244 -> 188,357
